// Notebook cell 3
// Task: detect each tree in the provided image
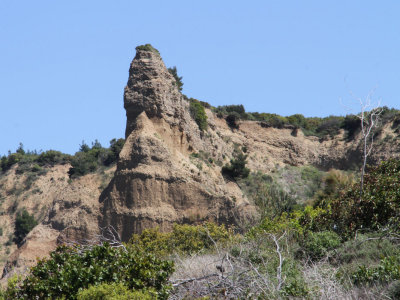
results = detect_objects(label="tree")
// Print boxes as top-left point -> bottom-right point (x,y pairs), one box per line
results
354,93 -> 383,198
5,242 -> 174,299
168,66 -> 183,91
189,100 -> 208,131
222,151 -> 250,179
14,209 -> 37,245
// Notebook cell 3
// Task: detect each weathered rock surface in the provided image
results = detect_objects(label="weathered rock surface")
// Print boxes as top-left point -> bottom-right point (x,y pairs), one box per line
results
100,48 -> 257,240
2,45 -> 400,282
0,166 -> 114,282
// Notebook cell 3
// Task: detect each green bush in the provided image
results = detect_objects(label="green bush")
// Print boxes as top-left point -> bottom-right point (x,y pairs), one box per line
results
314,159 -> 400,238
5,243 -> 174,299
222,151 -> 250,179
189,99 -> 208,131
342,114 -> 361,139
168,66 -> 183,92
130,223 -> 234,256
301,231 -> 341,259
68,139 -> 125,178
77,282 -> 155,300
352,255 -> 400,284
0,153 -> 23,172
14,209 -> 37,245
135,44 -> 160,55
238,172 -> 297,219
36,150 -> 70,166
225,112 -> 240,129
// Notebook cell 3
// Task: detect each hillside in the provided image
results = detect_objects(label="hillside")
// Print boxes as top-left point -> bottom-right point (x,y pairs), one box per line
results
1,45 -> 400,295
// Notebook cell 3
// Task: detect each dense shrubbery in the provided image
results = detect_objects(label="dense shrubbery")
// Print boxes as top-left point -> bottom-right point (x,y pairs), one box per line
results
14,209 -> 37,245
68,138 -> 124,178
222,150 -> 250,179
167,66 -> 183,92
135,44 -> 160,55
189,99 -> 208,131
215,104 -> 400,139
0,144 -> 71,173
238,171 -> 299,219
77,282 -> 154,300
1,139 -> 124,178
130,223 -> 234,257
301,230 -> 341,259
313,159 -> 400,238
3,243 -> 174,299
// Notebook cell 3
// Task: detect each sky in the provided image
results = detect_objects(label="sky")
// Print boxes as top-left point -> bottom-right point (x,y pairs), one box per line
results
1,1 -> 400,155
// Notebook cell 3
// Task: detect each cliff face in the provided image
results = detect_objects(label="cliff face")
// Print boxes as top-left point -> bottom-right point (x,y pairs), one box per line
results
2,46 -> 400,282
100,48 -> 257,240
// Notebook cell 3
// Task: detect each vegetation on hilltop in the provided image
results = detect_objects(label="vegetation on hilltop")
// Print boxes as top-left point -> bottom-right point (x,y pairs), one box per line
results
135,44 -> 160,55
169,64 -> 400,140
68,138 -> 124,178
0,138 -> 125,179
215,104 -> 400,139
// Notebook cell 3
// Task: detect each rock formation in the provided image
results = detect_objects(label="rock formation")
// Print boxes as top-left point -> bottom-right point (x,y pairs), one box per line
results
100,47 -> 257,240
2,45 -> 400,282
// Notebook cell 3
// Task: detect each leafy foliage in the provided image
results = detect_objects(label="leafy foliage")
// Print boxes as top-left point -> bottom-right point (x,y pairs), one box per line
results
5,243 -> 174,299
301,231 -> 341,259
77,282 -> 155,300
226,112 -> 241,129
135,44 -> 160,55
167,66 -> 183,91
130,223 -> 234,257
222,150 -> 250,179
352,256 -> 400,284
189,99 -> 208,131
314,159 -> 400,238
68,139 -> 124,178
14,209 -> 37,245
215,103 -> 400,139
238,172 -> 298,219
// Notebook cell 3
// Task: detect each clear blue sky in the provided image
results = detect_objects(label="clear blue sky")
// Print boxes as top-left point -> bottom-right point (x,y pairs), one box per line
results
1,1 -> 399,155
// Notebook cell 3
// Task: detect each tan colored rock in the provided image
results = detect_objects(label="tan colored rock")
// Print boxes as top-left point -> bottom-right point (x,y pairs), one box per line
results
2,45 -> 400,283
100,48 -> 257,240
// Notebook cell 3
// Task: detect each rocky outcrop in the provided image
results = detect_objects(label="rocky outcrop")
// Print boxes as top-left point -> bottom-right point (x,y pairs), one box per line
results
0,167 -> 114,282
2,45 -> 400,282
100,47 -> 257,240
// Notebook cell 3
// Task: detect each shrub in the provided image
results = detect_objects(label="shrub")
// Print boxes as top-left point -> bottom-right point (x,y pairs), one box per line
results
167,66 -> 183,91
301,231 -> 341,259
352,255 -> 400,284
69,140 -> 120,178
287,114 -> 307,128
68,151 -> 99,178
0,153 -> 23,172
238,172 -> 297,219
36,150 -> 70,166
189,99 -> 208,131
104,138 -> 125,166
222,152 -> 250,179
77,282 -> 154,300
130,223 -> 234,257
6,243 -> 174,299
14,209 -> 37,245
135,44 -> 160,55
315,159 -> 400,238
342,114 -> 360,139
226,112 -> 240,129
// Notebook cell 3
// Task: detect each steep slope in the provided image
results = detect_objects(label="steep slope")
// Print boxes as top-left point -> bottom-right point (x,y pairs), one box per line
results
1,45 -> 400,282
100,47 -> 257,240
0,165 -> 115,281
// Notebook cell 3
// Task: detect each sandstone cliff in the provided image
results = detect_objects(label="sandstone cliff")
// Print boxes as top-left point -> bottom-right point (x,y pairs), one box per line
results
100,47 -> 257,240
1,45 -> 400,282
